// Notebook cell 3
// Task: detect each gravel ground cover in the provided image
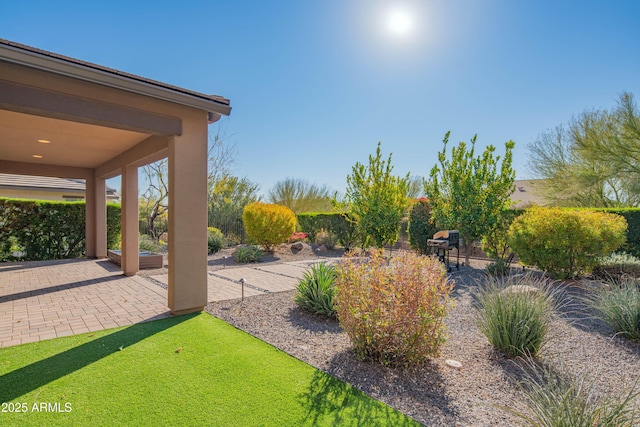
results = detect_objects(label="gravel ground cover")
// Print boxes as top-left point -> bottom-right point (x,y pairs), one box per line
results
207,251 -> 640,426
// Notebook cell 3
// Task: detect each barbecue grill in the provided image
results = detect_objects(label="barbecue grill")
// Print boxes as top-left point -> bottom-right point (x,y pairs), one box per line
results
427,230 -> 460,272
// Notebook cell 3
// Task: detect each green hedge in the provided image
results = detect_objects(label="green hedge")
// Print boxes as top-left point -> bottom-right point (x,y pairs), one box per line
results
0,198 -> 121,261
592,208 -> 640,257
296,212 -> 360,249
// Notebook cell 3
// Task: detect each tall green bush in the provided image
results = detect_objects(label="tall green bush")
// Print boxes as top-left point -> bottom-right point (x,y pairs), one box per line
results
0,198 -> 121,261
481,209 -> 522,262
509,207 -> 627,279
242,202 -> 296,251
296,212 -> 360,249
407,198 -> 438,255
595,208 -> 640,257
345,142 -> 410,249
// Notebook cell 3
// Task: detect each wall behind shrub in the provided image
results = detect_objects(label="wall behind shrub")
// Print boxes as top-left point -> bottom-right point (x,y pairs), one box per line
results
0,198 -> 121,261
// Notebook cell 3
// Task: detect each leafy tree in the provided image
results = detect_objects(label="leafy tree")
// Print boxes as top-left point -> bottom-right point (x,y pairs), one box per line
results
345,142 -> 410,249
528,92 -> 640,207
267,178 -> 332,213
407,198 -> 438,255
425,132 -> 515,265
208,175 -> 261,242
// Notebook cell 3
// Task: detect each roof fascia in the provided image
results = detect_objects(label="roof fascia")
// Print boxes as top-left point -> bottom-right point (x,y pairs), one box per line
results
0,44 -> 231,116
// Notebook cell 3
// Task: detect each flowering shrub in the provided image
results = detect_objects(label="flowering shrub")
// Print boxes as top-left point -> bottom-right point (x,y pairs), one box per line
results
289,231 -> 308,243
335,250 -> 454,366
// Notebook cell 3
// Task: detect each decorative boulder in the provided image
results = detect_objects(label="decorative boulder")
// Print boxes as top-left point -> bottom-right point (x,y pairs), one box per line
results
315,244 -> 328,254
291,242 -> 304,251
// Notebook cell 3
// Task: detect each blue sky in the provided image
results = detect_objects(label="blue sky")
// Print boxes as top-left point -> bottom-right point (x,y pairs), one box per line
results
2,1 -> 639,197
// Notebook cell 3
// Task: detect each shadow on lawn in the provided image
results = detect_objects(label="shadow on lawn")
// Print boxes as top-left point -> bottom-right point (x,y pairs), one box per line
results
0,313 -> 196,402
298,369 -> 420,426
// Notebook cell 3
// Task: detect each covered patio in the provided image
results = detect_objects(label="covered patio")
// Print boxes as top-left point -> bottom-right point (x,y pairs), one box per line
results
0,39 -> 231,316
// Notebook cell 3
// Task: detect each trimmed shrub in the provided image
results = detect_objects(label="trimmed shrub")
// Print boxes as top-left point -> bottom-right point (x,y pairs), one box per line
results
509,207 -> 627,279
506,358 -> 640,427
407,198 -> 438,255
297,212 -> 360,249
335,250 -> 453,366
242,203 -> 296,252
0,198 -> 121,261
595,208 -> 640,257
593,252 -> 640,281
233,245 -> 263,263
207,227 -> 225,254
474,273 -> 557,358
481,209 -> 522,262
295,262 -> 337,317
590,278 -> 640,341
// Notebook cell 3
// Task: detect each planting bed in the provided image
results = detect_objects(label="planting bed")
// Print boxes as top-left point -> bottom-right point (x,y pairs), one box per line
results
208,259 -> 640,426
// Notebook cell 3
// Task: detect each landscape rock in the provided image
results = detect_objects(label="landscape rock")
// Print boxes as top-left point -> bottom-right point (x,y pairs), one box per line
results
315,244 -> 328,253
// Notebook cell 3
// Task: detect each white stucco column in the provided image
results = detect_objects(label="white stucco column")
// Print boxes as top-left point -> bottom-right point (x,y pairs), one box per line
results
121,165 -> 139,275
167,111 -> 208,314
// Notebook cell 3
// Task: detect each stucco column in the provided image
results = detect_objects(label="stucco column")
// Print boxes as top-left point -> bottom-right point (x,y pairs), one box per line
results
85,174 -> 96,258
168,111 -> 208,314
121,165 -> 139,275
95,176 -> 107,258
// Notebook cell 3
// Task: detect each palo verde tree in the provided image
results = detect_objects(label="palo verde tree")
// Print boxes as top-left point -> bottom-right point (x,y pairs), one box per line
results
345,142 -> 410,249
527,92 -> 640,207
267,178 -> 332,213
424,132 -> 515,265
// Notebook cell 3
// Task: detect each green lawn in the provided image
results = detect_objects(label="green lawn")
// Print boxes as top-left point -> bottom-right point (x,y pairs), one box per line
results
0,313 -> 418,426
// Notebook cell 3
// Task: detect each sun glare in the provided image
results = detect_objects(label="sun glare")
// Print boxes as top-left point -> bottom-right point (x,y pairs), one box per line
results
387,9 -> 412,36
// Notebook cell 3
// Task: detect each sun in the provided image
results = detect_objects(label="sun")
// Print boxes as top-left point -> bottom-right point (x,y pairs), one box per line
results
387,9 -> 413,36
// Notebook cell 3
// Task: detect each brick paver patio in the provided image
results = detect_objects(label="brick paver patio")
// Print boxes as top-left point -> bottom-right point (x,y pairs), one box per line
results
0,258 -> 334,349
0,259 -> 170,348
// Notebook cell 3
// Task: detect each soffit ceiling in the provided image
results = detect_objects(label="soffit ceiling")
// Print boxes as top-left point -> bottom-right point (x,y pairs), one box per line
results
0,109 -> 150,169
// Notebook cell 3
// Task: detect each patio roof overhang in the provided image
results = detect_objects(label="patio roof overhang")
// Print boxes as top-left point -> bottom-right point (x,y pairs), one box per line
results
0,39 -> 231,314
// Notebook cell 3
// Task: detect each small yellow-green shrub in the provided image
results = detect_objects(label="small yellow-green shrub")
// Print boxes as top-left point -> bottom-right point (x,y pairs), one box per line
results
509,207 -> 627,279
207,227 -> 225,254
335,250 -> 454,366
242,203 -> 296,251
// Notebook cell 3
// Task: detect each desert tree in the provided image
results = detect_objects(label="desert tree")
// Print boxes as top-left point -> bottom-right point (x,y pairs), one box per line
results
425,132 -> 515,265
267,178 -> 332,213
527,92 -> 640,207
345,142 -> 410,249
